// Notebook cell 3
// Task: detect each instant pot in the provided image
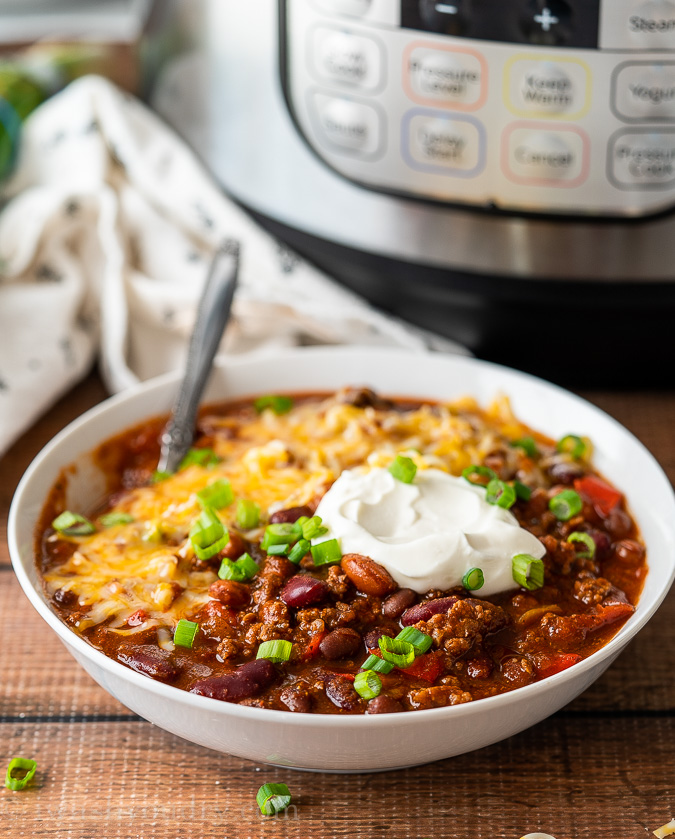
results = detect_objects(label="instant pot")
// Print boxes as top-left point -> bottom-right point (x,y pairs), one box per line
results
154,1 -> 675,383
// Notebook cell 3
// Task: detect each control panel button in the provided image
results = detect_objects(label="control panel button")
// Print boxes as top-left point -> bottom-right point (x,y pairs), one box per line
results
600,0 -> 675,49
405,44 -> 487,110
520,1 -> 573,46
415,0 -> 468,36
613,62 -> 675,120
609,129 -> 675,187
506,56 -> 591,119
311,27 -> 384,90
404,113 -> 485,175
503,124 -> 589,186
310,92 -> 383,157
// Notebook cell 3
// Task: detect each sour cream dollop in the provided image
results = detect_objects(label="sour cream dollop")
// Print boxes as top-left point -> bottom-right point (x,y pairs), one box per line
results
314,467 -> 545,597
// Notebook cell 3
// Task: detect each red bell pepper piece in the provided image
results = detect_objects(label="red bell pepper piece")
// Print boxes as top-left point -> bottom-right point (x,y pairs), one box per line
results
535,653 -> 582,679
594,601 -> 635,626
574,475 -> 623,517
303,632 -> 326,661
399,652 -> 444,683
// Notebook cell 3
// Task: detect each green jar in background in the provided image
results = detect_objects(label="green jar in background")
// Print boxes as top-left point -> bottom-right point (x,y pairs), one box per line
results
0,68 -> 47,180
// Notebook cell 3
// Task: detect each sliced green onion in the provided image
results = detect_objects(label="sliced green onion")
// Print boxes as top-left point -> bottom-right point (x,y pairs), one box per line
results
196,479 -> 234,510
99,512 -> 134,527
395,626 -> 433,655
549,489 -> 583,521
378,636 -> 415,668
486,479 -> 516,509
310,538 -> 342,566
190,508 -> 227,559
568,531 -> 596,559
388,455 -> 417,484
354,669 -> 382,700
266,543 -> 291,556
462,465 -> 497,486
261,522 -> 301,551
257,639 -> 293,663
512,554 -> 545,590
51,511 -> 96,536
287,539 -> 310,565
296,515 -> 310,528
462,567 -> 485,591
179,447 -> 220,470
301,515 -> 328,541
361,654 -> 394,675
151,470 -> 171,484
254,395 -> 294,415
510,436 -> 538,458
257,783 -> 292,816
218,552 -> 259,582
513,480 -> 532,501
194,534 -> 228,560
174,619 -> 199,648
236,499 -> 260,530
5,758 -> 37,791
557,434 -> 587,459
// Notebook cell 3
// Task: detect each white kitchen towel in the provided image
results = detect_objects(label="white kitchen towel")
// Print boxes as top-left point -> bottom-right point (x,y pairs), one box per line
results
0,75 -> 465,458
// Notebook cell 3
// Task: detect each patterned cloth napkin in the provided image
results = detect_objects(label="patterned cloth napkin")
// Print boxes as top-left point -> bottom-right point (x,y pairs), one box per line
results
0,76 -> 465,458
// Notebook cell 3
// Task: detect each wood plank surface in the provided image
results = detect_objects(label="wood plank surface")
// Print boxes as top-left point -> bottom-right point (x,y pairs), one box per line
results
1,374 -> 674,839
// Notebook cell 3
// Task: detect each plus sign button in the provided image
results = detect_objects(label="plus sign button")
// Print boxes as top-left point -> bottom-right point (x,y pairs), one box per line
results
520,0 -> 573,45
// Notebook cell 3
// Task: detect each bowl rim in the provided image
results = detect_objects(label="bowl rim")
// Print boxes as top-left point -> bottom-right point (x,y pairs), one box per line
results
8,345 -> 675,728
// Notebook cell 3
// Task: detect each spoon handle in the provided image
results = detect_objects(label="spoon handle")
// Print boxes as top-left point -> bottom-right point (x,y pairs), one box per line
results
158,239 -> 240,473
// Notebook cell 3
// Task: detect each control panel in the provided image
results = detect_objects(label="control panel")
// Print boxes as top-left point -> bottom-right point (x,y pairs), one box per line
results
281,0 -> 675,216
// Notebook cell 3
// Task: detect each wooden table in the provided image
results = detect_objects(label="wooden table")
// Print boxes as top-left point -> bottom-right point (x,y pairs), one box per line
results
1,373 -> 674,839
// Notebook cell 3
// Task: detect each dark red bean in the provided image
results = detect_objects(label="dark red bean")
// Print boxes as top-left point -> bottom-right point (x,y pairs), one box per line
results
363,628 -> 391,652
190,659 -> 277,702
53,587 -> 78,608
341,554 -> 397,597
586,528 -> 611,560
325,674 -> 361,711
382,588 -> 416,619
319,628 -> 361,660
604,508 -> 632,540
269,505 -> 313,524
401,596 -> 463,626
281,575 -> 329,608
366,695 -> 404,714
613,539 -> 646,565
117,645 -> 178,681
219,531 -> 246,560
548,461 -> 585,485
279,686 -> 312,713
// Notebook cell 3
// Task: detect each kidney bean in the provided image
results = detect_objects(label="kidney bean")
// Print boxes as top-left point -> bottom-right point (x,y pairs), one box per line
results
382,588 -> 416,619
548,461 -> 585,485
220,531 -> 246,560
366,695 -> 404,714
613,539 -> 646,565
401,596 -> 462,626
190,659 -> 277,702
53,587 -> 78,608
208,579 -> 250,610
585,528 -> 611,560
319,628 -> 361,660
325,674 -> 361,711
117,645 -> 178,681
279,685 -> 312,713
340,554 -> 397,597
270,505 -> 313,524
604,508 -> 632,540
281,575 -> 329,608
363,628 -> 391,652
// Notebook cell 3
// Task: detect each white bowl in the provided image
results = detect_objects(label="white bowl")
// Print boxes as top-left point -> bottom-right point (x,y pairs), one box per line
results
8,348 -> 675,772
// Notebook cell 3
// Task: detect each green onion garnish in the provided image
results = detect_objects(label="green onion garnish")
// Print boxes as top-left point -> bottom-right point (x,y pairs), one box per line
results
310,538 -> 342,566
190,508 -> 228,560
218,552 -> 259,582
254,395 -> 294,415
266,543 -> 291,556
261,522 -> 301,551
99,512 -> 134,527
196,479 -> 234,510
5,758 -> 37,791
510,436 -> 538,458
354,669 -> 382,700
235,499 -> 260,530
395,626 -> 433,655
486,479 -> 516,509
557,434 -> 587,459
287,539 -> 310,564
512,554 -> 545,590
257,639 -> 293,663
174,619 -> 199,648
549,489 -> 583,521
301,515 -> 328,541
513,480 -> 532,501
51,511 -> 96,536
462,465 -> 497,486
462,567 -> 485,591
179,447 -> 220,469
378,636 -> 415,668
257,783 -> 292,816
388,455 -> 417,484
151,470 -> 171,483
568,531 -> 596,559
361,654 -> 394,674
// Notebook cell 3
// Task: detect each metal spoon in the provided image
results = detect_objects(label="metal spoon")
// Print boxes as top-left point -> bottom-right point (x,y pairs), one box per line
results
157,239 -> 240,473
